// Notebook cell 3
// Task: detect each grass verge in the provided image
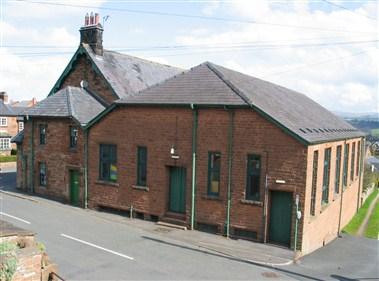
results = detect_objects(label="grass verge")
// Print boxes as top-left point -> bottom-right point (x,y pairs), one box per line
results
0,155 -> 17,163
364,198 -> 379,239
343,188 -> 378,235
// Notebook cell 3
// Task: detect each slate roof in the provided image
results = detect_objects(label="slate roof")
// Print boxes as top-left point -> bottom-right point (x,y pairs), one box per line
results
117,62 -> 364,144
82,44 -> 183,99
0,101 -> 17,116
11,130 -> 24,144
24,86 -> 105,126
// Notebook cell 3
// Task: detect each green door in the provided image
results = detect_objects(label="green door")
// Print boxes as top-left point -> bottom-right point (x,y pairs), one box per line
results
269,191 -> 293,247
169,167 -> 186,213
69,170 -> 80,206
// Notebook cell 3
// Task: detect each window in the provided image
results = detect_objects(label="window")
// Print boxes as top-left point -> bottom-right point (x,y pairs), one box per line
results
335,146 -> 342,194
322,148 -> 331,204
310,150 -> 318,215
343,143 -> 349,188
99,144 -> 117,182
0,138 -> 10,150
350,142 -> 355,181
0,117 -> 7,127
39,162 -> 47,186
70,127 -> 78,148
208,152 -> 221,196
18,121 -> 24,131
39,124 -> 47,145
137,146 -> 147,186
246,154 -> 261,201
356,141 -> 361,176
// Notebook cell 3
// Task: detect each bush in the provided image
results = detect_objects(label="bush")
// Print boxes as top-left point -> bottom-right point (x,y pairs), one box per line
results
363,164 -> 379,193
10,149 -> 17,155
0,242 -> 18,281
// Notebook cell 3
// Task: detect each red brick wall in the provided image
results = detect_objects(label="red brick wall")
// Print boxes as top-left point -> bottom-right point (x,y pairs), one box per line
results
88,107 -> 309,246
302,137 -> 363,254
21,118 -> 85,205
60,54 -> 118,104
88,107 -> 194,217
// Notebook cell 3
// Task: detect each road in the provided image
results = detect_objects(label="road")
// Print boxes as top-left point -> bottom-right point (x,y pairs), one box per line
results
1,170 -> 378,280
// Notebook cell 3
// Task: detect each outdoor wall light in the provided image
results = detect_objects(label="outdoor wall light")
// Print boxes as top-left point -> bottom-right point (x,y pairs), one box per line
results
275,179 -> 286,184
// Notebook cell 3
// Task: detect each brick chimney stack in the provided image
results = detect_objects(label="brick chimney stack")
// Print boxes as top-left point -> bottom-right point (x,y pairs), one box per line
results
0,91 -> 8,104
79,12 -> 104,56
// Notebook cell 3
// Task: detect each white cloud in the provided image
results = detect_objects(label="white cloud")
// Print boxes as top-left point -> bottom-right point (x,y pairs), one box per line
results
174,0 -> 378,113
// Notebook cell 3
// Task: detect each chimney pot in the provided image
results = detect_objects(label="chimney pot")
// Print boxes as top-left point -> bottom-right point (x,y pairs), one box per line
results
85,13 -> 89,26
95,13 -> 100,25
90,12 -> 94,25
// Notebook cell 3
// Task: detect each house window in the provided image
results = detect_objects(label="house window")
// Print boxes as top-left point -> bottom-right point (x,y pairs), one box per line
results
335,146 -> 342,194
39,162 -> 47,186
356,141 -> 361,176
70,127 -> 78,148
39,124 -> 47,145
0,138 -> 10,150
246,154 -> 261,201
343,143 -> 349,188
322,148 -> 331,204
18,121 -> 24,131
207,152 -> 221,196
99,144 -> 117,182
350,142 -> 355,181
310,150 -> 318,215
0,117 -> 7,127
137,146 -> 147,186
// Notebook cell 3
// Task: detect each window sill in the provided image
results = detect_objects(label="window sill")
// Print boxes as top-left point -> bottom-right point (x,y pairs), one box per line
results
132,185 -> 149,191
320,202 -> 329,213
69,147 -> 78,152
240,199 -> 263,206
95,180 -> 119,187
201,194 -> 222,201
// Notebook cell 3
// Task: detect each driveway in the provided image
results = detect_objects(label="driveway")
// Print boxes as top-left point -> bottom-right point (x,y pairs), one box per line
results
1,170 -> 378,280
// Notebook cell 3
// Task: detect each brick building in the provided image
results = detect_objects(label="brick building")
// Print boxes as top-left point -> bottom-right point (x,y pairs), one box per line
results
0,92 -> 36,155
15,13 -> 365,255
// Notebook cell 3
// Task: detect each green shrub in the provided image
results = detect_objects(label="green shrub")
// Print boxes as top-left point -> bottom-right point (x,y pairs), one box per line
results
0,242 -> 18,281
10,149 -> 17,155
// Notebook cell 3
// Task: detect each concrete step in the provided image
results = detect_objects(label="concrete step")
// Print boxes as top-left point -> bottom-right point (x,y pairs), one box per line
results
157,221 -> 187,231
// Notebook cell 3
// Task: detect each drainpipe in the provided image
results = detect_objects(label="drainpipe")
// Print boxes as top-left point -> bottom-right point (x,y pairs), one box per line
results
190,104 -> 198,230
30,119 -> 35,193
337,139 -> 347,236
225,109 -> 234,238
84,129 -> 89,209
356,137 -> 364,211
263,151 -> 269,243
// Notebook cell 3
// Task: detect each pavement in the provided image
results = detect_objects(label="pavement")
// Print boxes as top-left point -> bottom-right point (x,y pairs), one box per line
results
1,168 -> 378,280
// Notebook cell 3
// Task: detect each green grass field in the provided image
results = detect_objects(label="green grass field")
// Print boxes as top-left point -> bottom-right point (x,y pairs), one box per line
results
343,189 -> 378,235
371,128 -> 379,137
365,199 -> 379,239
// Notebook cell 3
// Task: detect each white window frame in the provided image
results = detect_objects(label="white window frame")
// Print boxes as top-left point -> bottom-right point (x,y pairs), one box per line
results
0,117 -> 7,127
0,137 -> 11,150
18,121 -> 24,131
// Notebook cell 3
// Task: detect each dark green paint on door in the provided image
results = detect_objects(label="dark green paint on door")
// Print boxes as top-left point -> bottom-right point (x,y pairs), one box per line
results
169,167 -> 186,213
269,191 -> 292,247
70,170 -> 80,206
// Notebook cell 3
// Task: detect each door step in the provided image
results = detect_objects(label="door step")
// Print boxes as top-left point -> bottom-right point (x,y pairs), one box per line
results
157,221 -> 187,231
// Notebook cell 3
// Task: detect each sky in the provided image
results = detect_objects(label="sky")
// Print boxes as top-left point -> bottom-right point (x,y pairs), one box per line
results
0,0 -> 378,114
